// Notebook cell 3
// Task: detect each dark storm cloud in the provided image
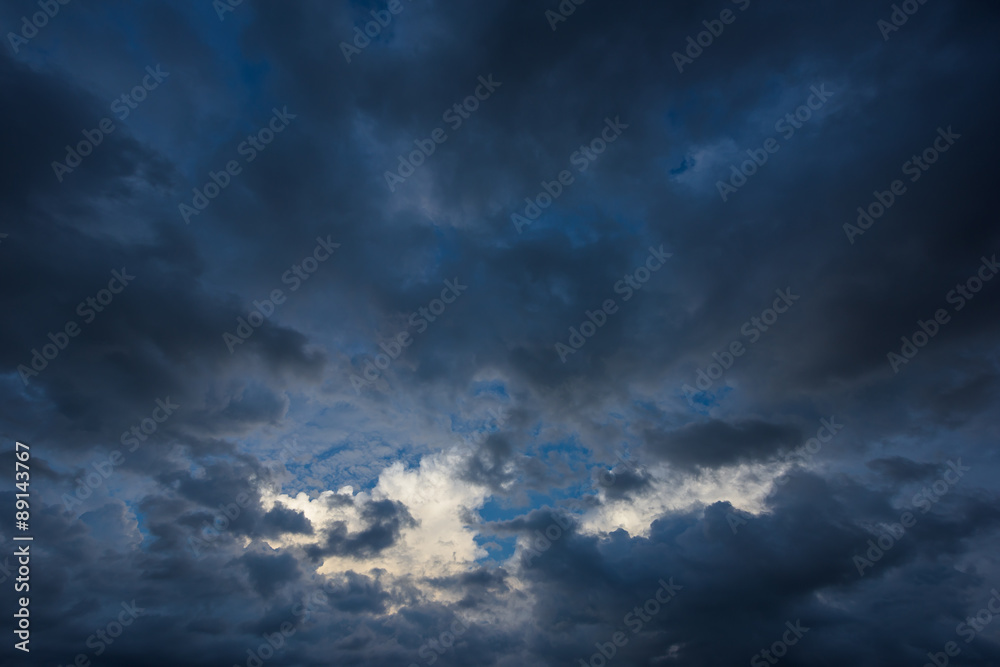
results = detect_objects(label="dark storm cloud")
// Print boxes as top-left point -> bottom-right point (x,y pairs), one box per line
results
1,0 -> 999,665
237,551 -> 301,598
486,507 -> 578,542
322,570 -> 393,614
511,471 -> 1000,666
304,498 -> 416,562
457,430 -> 558,497
597,465 -> 653,502
867,456 -> 941,484
259,503 -> 314,537
459,431 -> 519,491
213,0 -> 1000,461
644,418 -> 803,469
0,47 -> 324,464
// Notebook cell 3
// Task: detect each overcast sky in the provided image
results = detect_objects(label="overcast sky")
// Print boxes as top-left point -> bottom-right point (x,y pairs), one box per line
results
1,0 -> 1000,665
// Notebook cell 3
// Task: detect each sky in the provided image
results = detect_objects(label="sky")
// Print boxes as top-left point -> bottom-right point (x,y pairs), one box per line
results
1,0 -> 999,665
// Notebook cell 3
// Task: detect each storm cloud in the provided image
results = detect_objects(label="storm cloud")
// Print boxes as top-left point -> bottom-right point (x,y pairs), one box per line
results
1,0 -> 999,665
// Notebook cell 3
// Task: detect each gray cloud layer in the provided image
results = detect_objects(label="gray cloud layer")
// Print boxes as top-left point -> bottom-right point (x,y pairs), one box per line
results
1,0 -> 999,665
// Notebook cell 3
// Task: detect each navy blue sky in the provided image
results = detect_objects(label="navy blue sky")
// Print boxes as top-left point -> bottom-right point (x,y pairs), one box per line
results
1,0 -> 999,665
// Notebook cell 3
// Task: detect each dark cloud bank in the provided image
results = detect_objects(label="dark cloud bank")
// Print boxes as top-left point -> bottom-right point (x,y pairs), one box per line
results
1,0 -> 999,665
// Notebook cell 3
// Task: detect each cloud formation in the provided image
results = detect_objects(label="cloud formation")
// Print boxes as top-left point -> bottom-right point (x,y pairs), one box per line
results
1,0 -> 999,665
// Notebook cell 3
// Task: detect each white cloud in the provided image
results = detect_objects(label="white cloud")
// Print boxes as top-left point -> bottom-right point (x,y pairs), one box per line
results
578,460 -> 789,537
261,445 -> 491,598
